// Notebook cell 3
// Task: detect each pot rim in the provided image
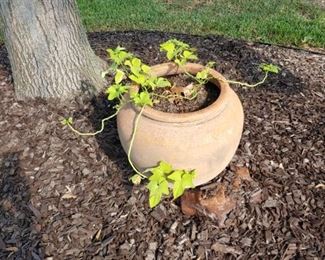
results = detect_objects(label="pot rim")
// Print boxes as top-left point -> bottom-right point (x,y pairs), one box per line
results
129,62 -> 231,123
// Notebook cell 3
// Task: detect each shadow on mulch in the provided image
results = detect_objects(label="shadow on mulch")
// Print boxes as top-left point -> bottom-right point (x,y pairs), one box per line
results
0,153 -> 43,259
88,95 -> 133,182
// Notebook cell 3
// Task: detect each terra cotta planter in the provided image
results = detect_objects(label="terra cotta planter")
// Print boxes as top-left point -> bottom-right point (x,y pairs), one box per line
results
117,63 -> 244,186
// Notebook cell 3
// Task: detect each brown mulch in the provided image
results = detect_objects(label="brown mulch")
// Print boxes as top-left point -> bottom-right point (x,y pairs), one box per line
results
0,31 -> 324,259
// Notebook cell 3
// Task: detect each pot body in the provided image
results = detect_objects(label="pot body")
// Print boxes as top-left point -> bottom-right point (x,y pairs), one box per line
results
117,63 -> 244,186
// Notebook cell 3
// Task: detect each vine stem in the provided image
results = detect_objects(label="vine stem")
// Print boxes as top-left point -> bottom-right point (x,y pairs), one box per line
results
127,106 -> 147,179
67,109 -> 120,136
225,72 -> 269,88
181,64 -> 269,90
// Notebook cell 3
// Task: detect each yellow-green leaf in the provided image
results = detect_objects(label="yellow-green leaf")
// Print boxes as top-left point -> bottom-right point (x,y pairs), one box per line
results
149,192 -> 162,208
141,64 -> 151,74
172,181 -> 184,199
130,174 -> 142,185
160,180 -> 169,195
168,170 -> 183,182
114,69 -> 125,84
159,161 -> 173,174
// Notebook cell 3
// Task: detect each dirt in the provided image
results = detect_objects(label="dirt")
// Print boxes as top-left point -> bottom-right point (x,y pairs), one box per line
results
0,31 -> 324,259
152,74 -> 220,113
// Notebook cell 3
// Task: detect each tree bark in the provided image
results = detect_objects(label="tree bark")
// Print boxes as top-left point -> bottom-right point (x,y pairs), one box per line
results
0,0 -> 107,100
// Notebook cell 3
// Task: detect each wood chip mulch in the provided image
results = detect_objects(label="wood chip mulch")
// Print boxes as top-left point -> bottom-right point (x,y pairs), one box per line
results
0,31 -> 324,259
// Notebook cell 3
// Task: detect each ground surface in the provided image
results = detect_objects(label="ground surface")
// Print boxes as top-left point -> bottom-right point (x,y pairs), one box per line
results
0,31 -> 324,259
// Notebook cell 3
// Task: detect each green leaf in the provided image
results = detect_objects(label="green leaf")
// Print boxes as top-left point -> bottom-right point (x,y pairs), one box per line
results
107,48 -> 115,59
124,60 -> 132,67
130,174 -> 142,185
114,69 -> 125,84
260,63 -> 280,74
158,161 -> 173,174
149,192 -> 162,208
118,50 -> 132,61
106,84 -> 128,100
147,178 -> 167,208
160,179 -> 169,195
149,160 -> 172,184
166,51 -> 174,60
196,70 -> 208,80
172,180 -> 185,199
133,91 -> 153,107
132,58 -> 142,68
106,86 -> 118,100
156,77 -> 171,88
168,169 -> 196,199
181,170 -> 196,188
130,66 -> 140,77
160,41 -> 175,53
183,50 -> 192,58
206,61 -> 216,68
129,74 -> 139,84
141,64 -> 151,74
129,88 -> 138,99
147,178 -> 169,207
149,168 -> 165,182
189,54 -> 198,60
107,46 -> 133,65
174,58 -> 183,66
61,117 -> 73,126
168,170 -> 183,182
182,50 -> 197,62
147,180 -> 159,194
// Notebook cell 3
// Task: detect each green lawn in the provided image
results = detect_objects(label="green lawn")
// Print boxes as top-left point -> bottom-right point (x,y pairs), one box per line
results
0,0 -> 324,48
76,0 -> 325,48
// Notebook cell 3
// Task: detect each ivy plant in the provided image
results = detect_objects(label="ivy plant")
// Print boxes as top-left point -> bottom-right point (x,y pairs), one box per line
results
160,39 -> 198,66
143,161 -> 196,208
61,38 -> 280,208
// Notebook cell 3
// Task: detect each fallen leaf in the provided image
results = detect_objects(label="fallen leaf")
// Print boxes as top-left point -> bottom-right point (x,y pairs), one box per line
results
199,186 -> 236,226
182,83 -> 194,97
180,190 -> 201,216
170,85 -> 183,95
170,83 -> 194,98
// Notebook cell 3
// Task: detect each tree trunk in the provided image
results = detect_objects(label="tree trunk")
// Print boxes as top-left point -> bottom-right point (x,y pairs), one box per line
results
0,0 -> 107,100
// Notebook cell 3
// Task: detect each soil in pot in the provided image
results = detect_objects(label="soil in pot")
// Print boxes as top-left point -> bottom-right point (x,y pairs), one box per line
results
152,74 -> 220,113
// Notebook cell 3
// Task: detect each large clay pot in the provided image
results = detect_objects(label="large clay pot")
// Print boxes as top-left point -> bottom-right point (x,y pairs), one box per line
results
117,63 -> 244,186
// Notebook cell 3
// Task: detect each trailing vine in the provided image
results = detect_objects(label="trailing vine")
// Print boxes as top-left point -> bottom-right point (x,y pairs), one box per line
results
61,39 -> 280,208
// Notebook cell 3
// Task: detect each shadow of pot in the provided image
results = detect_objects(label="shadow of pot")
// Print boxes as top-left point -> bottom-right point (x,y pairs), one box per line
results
117,62 -> 244,186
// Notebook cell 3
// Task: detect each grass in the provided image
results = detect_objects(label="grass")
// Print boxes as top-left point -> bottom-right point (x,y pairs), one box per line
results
76,0 -> 325,48
0,0 -> 324,48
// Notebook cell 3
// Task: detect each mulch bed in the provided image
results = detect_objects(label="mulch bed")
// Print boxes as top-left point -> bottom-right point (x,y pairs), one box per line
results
0,31 -> 324,259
